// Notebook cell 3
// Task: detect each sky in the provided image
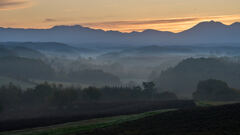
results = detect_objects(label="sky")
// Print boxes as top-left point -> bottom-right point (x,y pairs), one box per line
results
0,0 -> 240,32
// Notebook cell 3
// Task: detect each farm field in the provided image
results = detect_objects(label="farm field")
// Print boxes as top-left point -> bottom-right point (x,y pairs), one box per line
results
1,101 -> 239,135
82,103 -> 240,135
0,109 -> 175,135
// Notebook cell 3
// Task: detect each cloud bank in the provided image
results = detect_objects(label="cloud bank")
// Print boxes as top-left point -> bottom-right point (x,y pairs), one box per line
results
81,15 -> 240,32
0,0 -> 31,10
44,18 -> 58,22
83,18 -> 199,27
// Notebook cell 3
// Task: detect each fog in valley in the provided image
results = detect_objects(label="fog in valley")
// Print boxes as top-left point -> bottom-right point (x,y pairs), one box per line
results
1,41 -> 240,97
1,21 -> 240,134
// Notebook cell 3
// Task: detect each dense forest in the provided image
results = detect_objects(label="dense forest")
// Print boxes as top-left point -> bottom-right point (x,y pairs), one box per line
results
0,82 -> 178,121
0,82 -> 177,108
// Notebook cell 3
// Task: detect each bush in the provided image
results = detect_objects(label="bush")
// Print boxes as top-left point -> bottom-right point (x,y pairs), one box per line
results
193,79 -> 240,101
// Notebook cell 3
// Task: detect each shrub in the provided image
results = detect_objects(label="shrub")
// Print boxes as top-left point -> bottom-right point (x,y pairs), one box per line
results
193,79 -> 240,101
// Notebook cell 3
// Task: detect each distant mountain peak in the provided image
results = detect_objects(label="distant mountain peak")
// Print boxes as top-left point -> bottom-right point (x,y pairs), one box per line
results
231,22 -> 240,26
143,29 -> 160,33
142,29 -> 174,35
51,25 -> 85,30
0,21 -> 240,44
50,25 -> 107,33
195,20 -> 226,27
52,24 -> 83,28
181,20 -> 228,34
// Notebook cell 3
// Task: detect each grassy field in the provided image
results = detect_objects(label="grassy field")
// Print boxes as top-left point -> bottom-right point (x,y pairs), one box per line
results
82,103 -> 240,135
196,101 -> 240,107
1,101 -> 238,135
0,109 -> 176,135
1,99 -> 237,135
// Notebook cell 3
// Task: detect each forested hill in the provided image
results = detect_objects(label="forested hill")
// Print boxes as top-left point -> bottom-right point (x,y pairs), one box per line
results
0,56 -> 121,86
0,46 -> 44,59
0,56 -> 55,80
154,58 -> 240,97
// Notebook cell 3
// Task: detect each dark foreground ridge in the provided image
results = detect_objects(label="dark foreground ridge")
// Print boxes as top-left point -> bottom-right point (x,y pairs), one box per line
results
83,103 -> 240,135
0,100 -> 195,132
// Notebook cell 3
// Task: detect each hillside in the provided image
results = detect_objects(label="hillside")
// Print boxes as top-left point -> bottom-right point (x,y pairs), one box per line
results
0,42 -> 81,56
154,58 -> 240,97
0,45 -> 45,59
67,69 -> 121,86
0,100 -> 195,132
0,56 -> 55,80
84,103 -> 240,135
99,45 -> 240,59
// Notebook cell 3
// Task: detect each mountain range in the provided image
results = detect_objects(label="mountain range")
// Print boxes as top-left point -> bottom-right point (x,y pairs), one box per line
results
0,21 -> 239,46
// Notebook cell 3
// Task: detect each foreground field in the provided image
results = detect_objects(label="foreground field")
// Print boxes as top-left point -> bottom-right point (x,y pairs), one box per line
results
0,100 -> 195,131
3,101 -> 239,135
0,109 -> 175,135
83,103 -> 240,135
1,101 -> 239,135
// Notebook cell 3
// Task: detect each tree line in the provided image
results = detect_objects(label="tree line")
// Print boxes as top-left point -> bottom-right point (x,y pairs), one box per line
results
0,82 -> 177,112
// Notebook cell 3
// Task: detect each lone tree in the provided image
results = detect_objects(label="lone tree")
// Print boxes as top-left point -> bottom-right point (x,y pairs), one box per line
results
143,82 -> 157,98
193,79 -> 240,101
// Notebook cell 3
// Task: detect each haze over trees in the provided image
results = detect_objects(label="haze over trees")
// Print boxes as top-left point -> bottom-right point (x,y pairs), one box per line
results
0,21 -> 240,134
0,45 -> 122,87
154,57 -> 240,97
0,56 -> 55,80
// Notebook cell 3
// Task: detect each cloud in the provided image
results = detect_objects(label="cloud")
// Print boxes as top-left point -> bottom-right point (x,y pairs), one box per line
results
0,0 -> 31,10
44,18 -> 58,22
83,18 -> 200,27
80,15 -> 240,32
82,15 -> 240,28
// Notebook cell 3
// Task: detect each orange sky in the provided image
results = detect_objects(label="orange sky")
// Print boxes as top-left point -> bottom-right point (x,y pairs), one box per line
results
0,0 -> 240,32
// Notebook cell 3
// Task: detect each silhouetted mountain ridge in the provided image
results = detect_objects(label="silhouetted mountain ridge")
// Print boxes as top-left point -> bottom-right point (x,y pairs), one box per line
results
0,21 -> 239,45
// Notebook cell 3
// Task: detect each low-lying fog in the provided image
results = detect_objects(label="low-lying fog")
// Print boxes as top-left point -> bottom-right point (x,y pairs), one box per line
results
1,42 -> 240,97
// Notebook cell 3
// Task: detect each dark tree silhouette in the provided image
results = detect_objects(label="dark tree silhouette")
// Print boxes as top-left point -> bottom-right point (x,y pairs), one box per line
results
193,79 -> 240,101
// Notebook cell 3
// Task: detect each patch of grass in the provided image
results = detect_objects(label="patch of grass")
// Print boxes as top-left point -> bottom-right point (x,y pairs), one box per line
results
196,101 -> 240,107
0,109 -> 176,135
82,103 -> 240,135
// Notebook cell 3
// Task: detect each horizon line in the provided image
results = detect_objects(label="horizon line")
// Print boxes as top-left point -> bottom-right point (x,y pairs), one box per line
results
0,20 -> 239,34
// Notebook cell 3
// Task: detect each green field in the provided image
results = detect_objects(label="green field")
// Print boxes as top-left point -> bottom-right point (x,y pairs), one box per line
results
0,109 -> 176,135
1,100 -> 237,135
196,101 -> 240,107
